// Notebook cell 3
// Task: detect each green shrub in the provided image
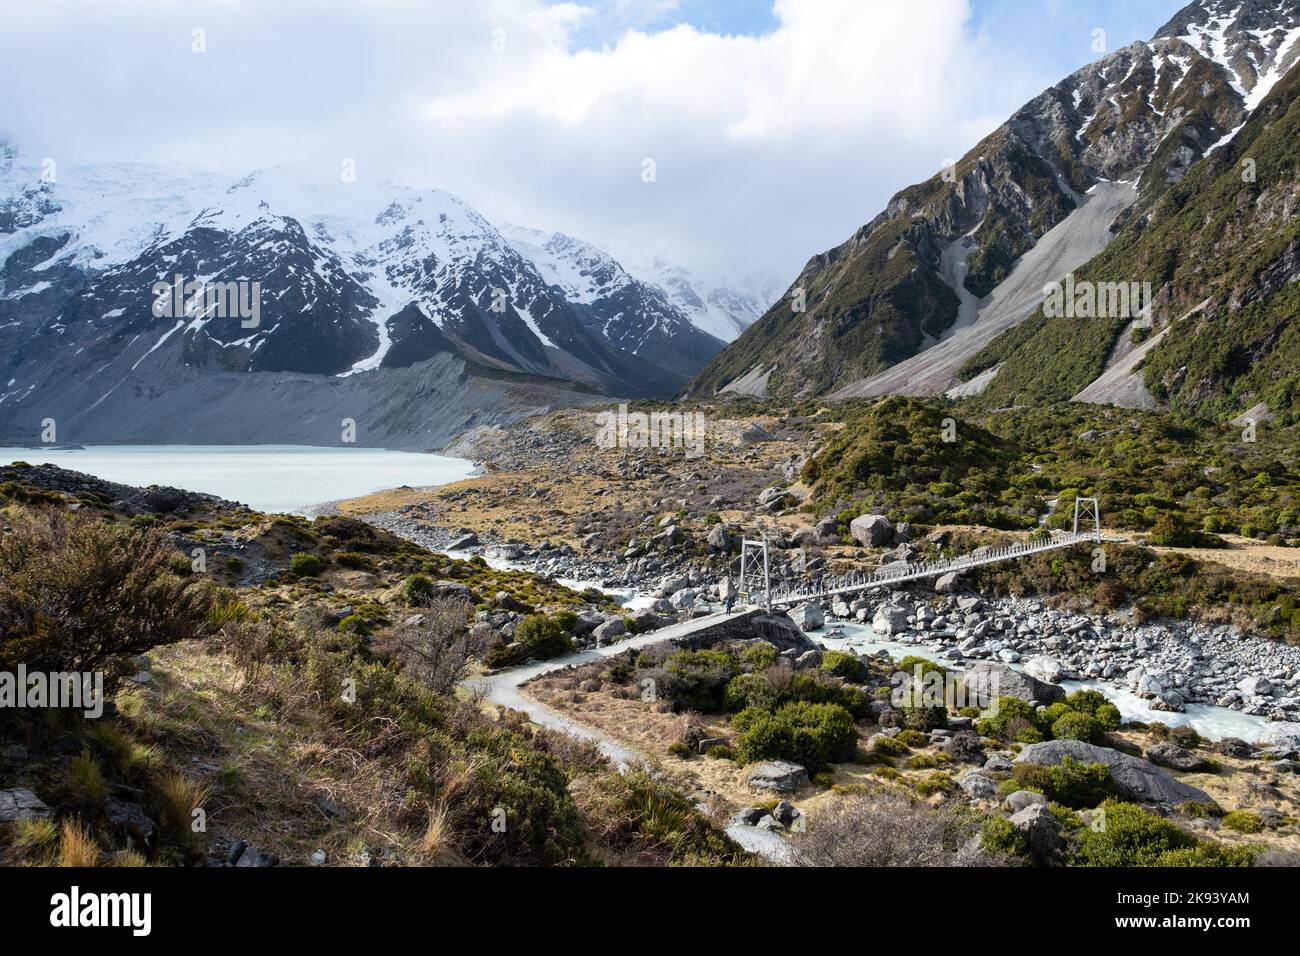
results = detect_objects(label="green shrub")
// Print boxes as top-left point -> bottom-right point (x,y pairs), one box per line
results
914,772 -> 958,797
403,574 -> 436,604
723,672 -> 778,712
335,551 -> 372,570
667,741 -> 693,758
870,735 -> 910,757
0,509 -> 216,691
740,643 -> 778,671
734,701 -> 857,772
1077,800 -> 1254,867
1010,757 -> 1115,809
704,744 -> 735,760
820,650 -> 862,681
895,729 -> 929,748
1051,712 -> 1106,744
981,816 -> 1027,856
289,552 -> 326,577
658,649 -> 739,711
1221,810 -> 1263,834
485,615 -> 575,668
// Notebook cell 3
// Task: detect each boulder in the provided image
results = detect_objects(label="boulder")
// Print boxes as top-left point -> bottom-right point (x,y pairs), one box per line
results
962,661 -> 1066,706
1024,656 -> 1066,684
1145,743 -> 1210,772
789,602 -> 825,632
957,770 -> 998,800
706,524 -> 735,552
0,788 -> 50,823
1010,803 -> 1062,863
934,572 -> 961,593
592,617 -> 627,643
1003,790 -> 1049,813
1015,740 -> 1215,805
747,760 -> 809,794
1238,675 -> 1275,697
850,514 -> 895,548
750,614 -> 820,653
872,604 -> 911,637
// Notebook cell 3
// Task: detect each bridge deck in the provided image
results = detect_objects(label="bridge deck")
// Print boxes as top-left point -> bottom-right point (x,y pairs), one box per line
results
767,531 -> 1106,606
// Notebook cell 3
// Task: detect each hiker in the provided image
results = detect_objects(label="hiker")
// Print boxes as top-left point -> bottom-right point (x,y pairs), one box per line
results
721,576 -> 736,615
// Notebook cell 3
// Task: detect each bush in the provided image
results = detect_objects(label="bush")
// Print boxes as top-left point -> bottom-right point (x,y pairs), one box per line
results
1077,800 -> 1255,867
739,643 -> 778,671
1064,689 -> 1122,731
820,650 -> 862,681
793,789 -> 999,866
667,741 -> 693,758
734,701 -> 857,772
981,816 -> 1028,856
657,649 -> 739,712
485,615 -> 575,668
870,735 -> 910,757
723,672 -> 779,712
1011,757 -> 1115,809
1221,810 -> 1263,834
1051,712 -> 1106,744
0,509 -> 216,691
289,552 -> 326,577
403,574 -> 436,605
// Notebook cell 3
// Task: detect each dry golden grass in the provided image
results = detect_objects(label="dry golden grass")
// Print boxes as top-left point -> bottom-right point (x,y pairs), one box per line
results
58,819 -> 101,867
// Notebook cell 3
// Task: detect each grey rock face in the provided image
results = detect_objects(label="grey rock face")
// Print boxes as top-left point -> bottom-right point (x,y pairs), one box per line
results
0,788 -> 50,823
850,514 -> 895,548
747,760 -> 809,794
1015,739 -> 1215,805
963,661 -> 1066,706
789,602 -> 825,631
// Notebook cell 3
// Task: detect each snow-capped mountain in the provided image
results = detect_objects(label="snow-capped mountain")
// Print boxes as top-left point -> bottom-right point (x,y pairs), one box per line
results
691,0 -> 1300,401
499,224 -> 726,379
630,257 -> 778,344
0,148 -> 728,445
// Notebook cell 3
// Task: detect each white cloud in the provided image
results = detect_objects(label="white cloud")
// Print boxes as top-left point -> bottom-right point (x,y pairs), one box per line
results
0,0 -> 1060,278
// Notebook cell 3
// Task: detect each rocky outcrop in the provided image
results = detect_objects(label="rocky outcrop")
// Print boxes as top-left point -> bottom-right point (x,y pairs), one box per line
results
1015,739 -> 1216,805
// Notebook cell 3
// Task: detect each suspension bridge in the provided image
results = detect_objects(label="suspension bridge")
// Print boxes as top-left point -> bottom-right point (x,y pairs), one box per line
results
739,497 -> 1109,611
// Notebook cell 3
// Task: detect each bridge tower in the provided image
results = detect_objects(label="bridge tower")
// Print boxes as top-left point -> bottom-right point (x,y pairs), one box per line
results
738,536 -> 771,613
1073,497 -> 1101,542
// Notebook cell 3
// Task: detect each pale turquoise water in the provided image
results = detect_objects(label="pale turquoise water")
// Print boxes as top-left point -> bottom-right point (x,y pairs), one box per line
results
5,444 -> 476,514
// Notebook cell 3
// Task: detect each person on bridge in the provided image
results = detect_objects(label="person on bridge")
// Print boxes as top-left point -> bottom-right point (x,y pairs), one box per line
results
720,576 -> 736,615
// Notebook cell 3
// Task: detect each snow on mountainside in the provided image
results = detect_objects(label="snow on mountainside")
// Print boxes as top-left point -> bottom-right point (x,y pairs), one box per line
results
0,145 -> 724,445
498,223 -> 726,379
690,0 -> 1300,402
630,256 -> 778,344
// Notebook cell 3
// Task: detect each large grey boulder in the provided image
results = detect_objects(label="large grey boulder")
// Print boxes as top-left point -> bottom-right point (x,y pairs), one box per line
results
1024,655 -> 1066,684
1010,803 -> 1062,863
850,514 -> 894,548
747,760 -> 809,794
1015,740 -> 1215,805
592,617 -> 627,643
0,788 -> 50,823
789,602 -> 825,632
872,604 -> 910,636
1145,743 -> 1209,772
962,661 -> 1066,706
706,524 -> 735,552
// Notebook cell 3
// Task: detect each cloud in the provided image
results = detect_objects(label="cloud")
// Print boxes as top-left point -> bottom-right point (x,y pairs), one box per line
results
0,0 -> 1108,279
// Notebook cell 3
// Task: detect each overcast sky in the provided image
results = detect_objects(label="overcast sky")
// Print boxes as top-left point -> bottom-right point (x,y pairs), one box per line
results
0,0 -> 1180,280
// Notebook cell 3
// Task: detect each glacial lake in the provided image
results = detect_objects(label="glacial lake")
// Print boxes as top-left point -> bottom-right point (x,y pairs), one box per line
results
4,444 -> 476,514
